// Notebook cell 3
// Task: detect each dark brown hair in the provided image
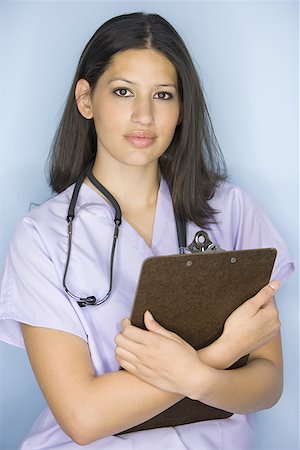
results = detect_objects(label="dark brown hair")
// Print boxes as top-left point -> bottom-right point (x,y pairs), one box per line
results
48,12 -> 227,227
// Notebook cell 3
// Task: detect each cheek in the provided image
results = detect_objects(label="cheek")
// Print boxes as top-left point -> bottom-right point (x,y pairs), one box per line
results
158,108 -> 180,138
93,103 -> 122,137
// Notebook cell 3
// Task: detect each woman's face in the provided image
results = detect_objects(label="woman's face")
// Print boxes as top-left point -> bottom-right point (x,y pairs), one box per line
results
80,48 -> 181,169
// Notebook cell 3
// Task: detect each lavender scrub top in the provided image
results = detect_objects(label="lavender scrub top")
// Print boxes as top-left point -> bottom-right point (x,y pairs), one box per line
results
0,178 -> 294,450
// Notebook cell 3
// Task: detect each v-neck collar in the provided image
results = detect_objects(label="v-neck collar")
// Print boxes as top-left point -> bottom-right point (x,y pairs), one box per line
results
120,178 -> 174,258
77,177 -> 177,259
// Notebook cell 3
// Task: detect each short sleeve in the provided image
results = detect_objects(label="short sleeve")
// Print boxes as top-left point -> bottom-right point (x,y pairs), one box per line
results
229,186 -> 294,284
0,217 -> 87,348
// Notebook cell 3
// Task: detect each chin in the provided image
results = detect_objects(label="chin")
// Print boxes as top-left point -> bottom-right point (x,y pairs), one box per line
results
122,159 -> 157,168
118,153 -> 161,168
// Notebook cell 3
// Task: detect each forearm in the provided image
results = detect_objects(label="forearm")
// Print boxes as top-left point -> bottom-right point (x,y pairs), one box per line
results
70,370 -> 183,444
191,337 -> 283,414
113,285 -> 283,418
21,325 -> 183,446
197,335 -> 238,370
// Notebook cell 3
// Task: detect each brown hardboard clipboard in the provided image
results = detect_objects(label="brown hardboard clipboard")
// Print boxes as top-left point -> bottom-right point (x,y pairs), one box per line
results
121,247 -> 277,434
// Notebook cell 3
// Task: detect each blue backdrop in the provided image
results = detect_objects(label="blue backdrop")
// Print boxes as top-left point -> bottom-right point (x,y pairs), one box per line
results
0,1 -> 299,449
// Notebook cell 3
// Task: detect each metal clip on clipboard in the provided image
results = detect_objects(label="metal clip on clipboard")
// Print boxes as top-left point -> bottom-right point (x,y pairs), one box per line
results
187,231 -> 224,253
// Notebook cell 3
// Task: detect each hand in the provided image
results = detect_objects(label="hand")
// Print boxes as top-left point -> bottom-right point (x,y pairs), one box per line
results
219,280 -> 281,363
114,311 -> 211,397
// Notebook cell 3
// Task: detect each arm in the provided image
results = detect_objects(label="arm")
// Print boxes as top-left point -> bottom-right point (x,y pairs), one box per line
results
115,281 -> 283,413
192,284 -> 283,412
189,333 -> 282,413
21,324 -> 183,446
197,280 -> 281,369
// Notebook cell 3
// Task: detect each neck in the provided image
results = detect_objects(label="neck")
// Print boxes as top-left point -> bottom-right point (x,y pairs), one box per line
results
85,153 -> 161,212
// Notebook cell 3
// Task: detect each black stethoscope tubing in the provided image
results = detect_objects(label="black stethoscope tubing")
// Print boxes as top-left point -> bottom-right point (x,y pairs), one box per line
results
63,162 -> 186,307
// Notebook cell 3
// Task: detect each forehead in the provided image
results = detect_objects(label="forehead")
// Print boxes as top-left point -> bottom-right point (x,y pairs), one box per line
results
102,48 -> 178,83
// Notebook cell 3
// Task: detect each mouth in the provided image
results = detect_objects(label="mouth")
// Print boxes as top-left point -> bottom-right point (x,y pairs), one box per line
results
124,131 -> 156,148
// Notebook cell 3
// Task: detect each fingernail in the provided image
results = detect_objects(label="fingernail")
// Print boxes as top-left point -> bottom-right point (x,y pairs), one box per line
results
269,280 -> 280,290
146,310 -> 154,321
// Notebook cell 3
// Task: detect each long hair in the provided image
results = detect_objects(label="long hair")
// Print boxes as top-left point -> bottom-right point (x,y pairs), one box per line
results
48,12 -> 227,227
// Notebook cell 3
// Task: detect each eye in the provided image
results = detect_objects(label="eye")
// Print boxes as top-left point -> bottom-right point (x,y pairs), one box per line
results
113,88 -> 133,97
154,92 -> 173,100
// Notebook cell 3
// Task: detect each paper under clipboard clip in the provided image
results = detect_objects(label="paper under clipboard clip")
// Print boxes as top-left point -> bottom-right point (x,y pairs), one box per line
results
187,231 -> 225,253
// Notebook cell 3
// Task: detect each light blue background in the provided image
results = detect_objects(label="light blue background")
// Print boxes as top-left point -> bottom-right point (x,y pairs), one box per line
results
0,1 -> 299,449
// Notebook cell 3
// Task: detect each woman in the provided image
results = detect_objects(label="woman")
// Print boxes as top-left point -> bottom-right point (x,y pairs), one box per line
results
0,12 -> 294,449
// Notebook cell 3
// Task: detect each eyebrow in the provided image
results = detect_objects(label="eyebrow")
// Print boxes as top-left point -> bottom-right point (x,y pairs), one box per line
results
108,78 -> 177,89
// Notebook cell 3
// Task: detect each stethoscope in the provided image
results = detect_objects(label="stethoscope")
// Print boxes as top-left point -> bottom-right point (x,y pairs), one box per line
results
63,161 -> 222,307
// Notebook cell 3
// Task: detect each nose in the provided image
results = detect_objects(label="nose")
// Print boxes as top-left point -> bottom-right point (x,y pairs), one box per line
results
131,96 -> 154,126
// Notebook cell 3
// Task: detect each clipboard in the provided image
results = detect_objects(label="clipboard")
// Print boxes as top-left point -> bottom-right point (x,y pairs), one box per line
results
121,247 -> 277,433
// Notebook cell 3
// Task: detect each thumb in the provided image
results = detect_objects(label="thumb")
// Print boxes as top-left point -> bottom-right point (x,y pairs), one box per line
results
251,279 -> 280,311
144,310 -> 171,338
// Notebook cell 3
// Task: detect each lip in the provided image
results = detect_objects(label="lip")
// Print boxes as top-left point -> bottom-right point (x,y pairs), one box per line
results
126,130 -> 156,138
124,131 -> 156,148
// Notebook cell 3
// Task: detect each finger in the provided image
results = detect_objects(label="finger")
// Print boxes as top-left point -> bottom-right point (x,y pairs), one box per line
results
249,280 -> 280,311
261,299 -> 280,323
115,344 -> 156,373
121,321 -> 152,344
144,310 -> 176,339
120,318 -> 131,330
118,358 -> 138,374
115,345 -> 139,365
117,354 -> 154,382
260,295 -> 277,309
114,332 -> 143,354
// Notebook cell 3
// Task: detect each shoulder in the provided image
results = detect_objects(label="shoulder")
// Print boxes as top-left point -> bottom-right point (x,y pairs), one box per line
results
204,181 -> 294,283
208,180 -> 263,231
11,186 -> 74,255
210,181 -> 255,211
208,179 -> 277,236
10,182 -> 114,261
23,185 -> 73,227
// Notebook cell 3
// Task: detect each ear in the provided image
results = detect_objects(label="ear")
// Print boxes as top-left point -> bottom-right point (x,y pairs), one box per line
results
75,79 -> 93,119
